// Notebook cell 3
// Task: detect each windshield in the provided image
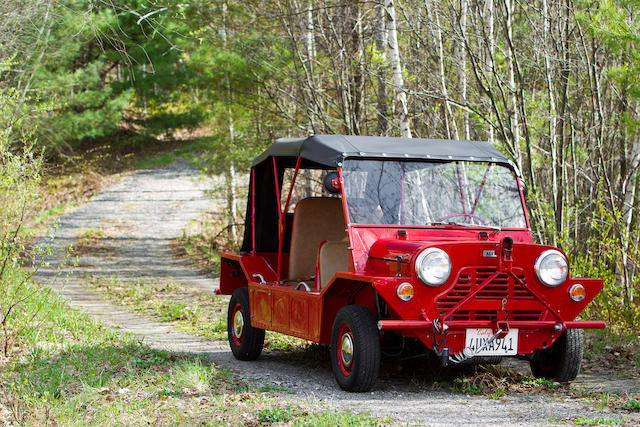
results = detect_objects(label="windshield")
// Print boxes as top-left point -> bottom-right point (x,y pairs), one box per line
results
342,159 -> 527,228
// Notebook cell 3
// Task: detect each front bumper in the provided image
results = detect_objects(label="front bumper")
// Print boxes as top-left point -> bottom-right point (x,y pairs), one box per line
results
372,268 -> 604,357
378,319 -> 605,330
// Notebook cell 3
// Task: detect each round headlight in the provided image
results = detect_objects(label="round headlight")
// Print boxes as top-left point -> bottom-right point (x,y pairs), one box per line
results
534,249 -> 568,287
415,248 -> 451,286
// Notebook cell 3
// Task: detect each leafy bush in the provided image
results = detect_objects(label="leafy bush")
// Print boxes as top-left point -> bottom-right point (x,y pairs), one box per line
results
0,88 -> 46,356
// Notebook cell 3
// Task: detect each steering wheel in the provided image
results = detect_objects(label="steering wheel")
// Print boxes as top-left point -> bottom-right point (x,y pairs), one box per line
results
436,213 -> 487,225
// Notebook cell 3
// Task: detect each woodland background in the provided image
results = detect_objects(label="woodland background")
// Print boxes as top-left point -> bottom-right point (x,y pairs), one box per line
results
1,0 -> 639,335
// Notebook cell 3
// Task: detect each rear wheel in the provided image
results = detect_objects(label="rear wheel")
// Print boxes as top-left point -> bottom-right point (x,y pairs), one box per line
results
330,305 -> 380,392
529,328 -> 583,382
228,288 -> 265,361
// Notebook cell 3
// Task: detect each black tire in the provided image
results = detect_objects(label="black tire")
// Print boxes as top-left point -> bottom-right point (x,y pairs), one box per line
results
228,288 -> 265,361
330,305 -> 381,392
529,328 -> 583,382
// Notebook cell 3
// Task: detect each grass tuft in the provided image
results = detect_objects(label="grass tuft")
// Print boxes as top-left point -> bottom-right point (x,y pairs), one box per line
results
573,416 -> 624,426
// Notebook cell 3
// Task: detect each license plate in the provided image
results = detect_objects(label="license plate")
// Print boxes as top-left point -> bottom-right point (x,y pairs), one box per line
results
465,328 -> 518,356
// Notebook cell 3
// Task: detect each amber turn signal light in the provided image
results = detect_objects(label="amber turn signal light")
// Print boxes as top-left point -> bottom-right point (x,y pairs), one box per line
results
396,282 -> 414,301
569,284 -> 586,302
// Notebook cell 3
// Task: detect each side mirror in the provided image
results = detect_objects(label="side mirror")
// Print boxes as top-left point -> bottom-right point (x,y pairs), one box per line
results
323,171 -> 341,194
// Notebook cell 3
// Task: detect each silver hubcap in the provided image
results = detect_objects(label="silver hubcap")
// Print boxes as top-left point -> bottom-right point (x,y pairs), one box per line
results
233,309 -> 244,339
340,333 -> 354,367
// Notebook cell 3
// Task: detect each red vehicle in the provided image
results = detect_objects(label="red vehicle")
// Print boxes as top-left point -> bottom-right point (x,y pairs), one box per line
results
220,135 -> 604,392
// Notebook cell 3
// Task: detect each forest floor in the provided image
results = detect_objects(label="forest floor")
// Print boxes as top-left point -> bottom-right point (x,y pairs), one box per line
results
32,160 -> 640,426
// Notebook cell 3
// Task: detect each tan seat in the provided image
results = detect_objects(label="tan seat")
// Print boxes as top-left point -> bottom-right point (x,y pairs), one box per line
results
288,197 -> 346,283
319,239 -> 349,288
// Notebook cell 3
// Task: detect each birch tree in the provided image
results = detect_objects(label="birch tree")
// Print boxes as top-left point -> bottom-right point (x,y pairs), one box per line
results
385,0 -> 411,138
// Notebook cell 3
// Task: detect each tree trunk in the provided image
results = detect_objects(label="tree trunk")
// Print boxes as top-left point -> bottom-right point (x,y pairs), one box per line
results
385,0 -> 411,138
221,2 -> 238,246
487,0 -> 495,143
375,3 -> 389,136
305,0 -> 317,133
425,0 -> 457,139
542,0 -> 558,244
458,0 -> 469,140
504,0 -> 521,167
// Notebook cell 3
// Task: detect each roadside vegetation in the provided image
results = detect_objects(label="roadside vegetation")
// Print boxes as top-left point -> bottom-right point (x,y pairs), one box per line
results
0,280 -> 382,425
84,278 -> 311,354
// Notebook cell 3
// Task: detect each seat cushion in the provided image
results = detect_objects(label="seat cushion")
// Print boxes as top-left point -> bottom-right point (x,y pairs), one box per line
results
288,197 -> 346,281
319,240 -> 349,288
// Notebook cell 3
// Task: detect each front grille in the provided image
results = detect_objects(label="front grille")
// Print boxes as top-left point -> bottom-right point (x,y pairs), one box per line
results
436,267 -> 543,322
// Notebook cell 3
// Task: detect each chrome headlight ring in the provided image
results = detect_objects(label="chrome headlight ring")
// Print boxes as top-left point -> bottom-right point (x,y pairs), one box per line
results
415,247 -> 452,287
534,249 -> 569,287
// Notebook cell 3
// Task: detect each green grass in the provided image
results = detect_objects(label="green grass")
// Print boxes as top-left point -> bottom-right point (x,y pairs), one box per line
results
85,277 -> 312,353
32,199 -> 76,226
255,407 -> 384,426
1,277 -> 383,425
573,416 -> 625,425
258,406 -> 295,423
293,410 -> 388,426
519,376 -> 561,388
582,329 -> 640,378
623,399 -> 640,412
86,277 -> 229,341
135,139 -> 208,169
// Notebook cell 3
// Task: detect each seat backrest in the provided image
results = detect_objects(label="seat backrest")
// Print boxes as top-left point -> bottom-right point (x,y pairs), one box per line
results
319,240 -> 349,288
288,197 -> 346,281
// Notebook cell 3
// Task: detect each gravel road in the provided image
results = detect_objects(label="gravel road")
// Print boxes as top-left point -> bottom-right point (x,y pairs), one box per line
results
35,161 -> 639,426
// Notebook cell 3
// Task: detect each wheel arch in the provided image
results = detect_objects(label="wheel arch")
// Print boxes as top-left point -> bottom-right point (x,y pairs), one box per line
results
220,257 -> 248,295
320,278 -> 377,344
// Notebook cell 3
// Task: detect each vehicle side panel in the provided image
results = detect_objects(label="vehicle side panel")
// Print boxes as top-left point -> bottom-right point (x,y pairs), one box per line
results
248,282 -> 323,342
223,252 -> 377,344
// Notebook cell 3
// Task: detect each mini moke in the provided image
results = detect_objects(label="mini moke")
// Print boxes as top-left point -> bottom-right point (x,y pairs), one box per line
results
219,135 -> 604,392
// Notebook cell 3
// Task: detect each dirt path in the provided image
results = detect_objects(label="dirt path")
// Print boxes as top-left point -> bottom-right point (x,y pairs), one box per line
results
35,161 -> 639,426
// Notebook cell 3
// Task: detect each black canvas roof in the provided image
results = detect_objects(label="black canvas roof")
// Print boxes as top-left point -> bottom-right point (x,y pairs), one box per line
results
251,134 -> 512,168
241,134 -> 517,253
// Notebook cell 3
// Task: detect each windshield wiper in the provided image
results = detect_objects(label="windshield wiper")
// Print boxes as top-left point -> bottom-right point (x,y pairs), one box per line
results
429,221 -> 502,232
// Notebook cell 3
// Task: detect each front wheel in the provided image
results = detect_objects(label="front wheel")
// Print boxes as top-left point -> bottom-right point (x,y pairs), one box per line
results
228,288 -> 265,361
330,305 -> 380,392
529,328 -> 583,382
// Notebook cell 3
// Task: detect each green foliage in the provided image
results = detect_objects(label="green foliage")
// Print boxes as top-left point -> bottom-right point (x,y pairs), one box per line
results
258,384 -> 289,393
574,416 -> 624,426
519,376 -> 560,388
156,301 -> 201,322
0,88 -> 47,356
623,399 -> 640,412
1,281 -> 250,424
563,193 -> 640,336
257,406 -> 294,423
292,410 -> 386,427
